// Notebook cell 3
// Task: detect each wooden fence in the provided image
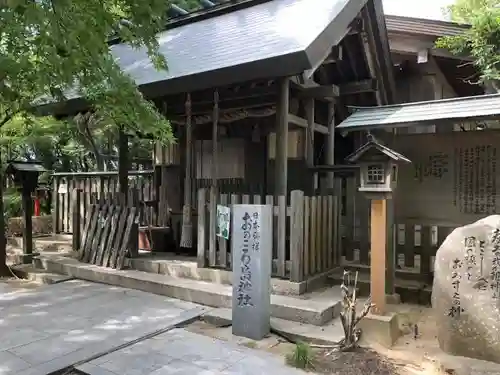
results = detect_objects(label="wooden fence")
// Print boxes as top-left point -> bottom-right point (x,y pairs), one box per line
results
196,188 -> 341,282
342,222 -> 456,283
52,171 -> 155,233
76,203 -> 139,270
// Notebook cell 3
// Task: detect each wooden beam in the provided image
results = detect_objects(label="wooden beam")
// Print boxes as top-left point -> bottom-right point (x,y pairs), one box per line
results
290,78 -> 339,99
307,164 -> 359,174
361,12 -> 384,105
288,113 -> 329,134
157,81 -> 277,114
363,0 -> 396,105
339,79 -> 378,96
322,45 -> 343,65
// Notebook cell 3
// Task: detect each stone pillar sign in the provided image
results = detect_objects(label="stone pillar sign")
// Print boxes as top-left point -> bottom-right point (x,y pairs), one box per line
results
231,204 -> 272,340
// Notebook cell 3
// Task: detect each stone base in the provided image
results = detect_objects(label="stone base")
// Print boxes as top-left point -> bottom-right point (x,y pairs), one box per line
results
386,293 -> 401,305
358,312 -> 400,348
15,252 -> 40,265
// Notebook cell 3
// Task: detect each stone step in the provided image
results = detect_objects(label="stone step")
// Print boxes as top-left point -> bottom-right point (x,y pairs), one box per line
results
126,255 -> 322,296
35,254 -> 342,326
202,307 -> 345,346
10,264 -> 74,284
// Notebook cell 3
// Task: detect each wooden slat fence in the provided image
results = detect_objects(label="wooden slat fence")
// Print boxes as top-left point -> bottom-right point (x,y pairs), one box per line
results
53,171 -> 155,233
196,188 -> 341,282
75,199 -> 139,270
342,222 -> 456,283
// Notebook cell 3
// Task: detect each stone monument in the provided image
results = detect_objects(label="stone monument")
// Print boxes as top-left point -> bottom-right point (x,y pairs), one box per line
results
432,215 -> 500,363
231,204 -> 272,340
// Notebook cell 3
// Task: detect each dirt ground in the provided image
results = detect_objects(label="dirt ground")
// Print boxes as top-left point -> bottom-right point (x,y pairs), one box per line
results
185,320 -> 411,374
185,303 -> 500,375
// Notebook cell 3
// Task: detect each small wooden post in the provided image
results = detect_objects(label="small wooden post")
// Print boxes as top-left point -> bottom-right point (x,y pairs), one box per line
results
128,221 -> 139,258
197,188 -> 207,267
21,188 -> 33,261
52,176 -> 59,234
72,189 -> 82,252
326,102 -> 335,189
370,198 -> 387,315
290,190 -> 304,282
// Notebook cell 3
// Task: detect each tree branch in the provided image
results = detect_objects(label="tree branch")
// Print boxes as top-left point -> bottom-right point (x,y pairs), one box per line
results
0,111 -> 15,128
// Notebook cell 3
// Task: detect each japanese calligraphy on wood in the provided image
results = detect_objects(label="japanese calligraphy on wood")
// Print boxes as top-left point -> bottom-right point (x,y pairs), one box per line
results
383,131 -> 500,224
231,204 -> 272,340
453,146 -> 497,215
414,152 -> 449,183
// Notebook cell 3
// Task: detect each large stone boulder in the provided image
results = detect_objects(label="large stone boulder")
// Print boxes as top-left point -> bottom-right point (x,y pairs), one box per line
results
432,215 -> 500,363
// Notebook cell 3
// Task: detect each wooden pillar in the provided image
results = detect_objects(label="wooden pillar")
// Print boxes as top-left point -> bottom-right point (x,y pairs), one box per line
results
275,78 -> 289,278
305,97 -> 315,195
71,189 -> 82,252
118,128 -> 129,203
370,199 -> 387,315
21,188 -> 33,261
208,90 -> 219,266
274,77 -> 289,198
386,198 -> 395,295
326,102 -> 335,189
180,94 -> 193,248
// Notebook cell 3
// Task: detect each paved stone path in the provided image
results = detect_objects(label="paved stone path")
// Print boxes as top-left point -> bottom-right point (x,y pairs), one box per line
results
0,280 -> 206,375
1,280 -> 305,375
77,328 -> 305,375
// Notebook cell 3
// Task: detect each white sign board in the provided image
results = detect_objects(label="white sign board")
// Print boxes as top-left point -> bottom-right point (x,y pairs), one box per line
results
216,205 -> 230,240
58,183 -> 68,194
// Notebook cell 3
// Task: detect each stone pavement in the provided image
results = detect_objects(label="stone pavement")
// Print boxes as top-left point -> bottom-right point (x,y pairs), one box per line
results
77,328 -> 305,375
0,280 -> 206,375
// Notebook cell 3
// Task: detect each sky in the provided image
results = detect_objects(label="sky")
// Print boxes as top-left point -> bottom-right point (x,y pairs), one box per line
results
382,0 -> 455,20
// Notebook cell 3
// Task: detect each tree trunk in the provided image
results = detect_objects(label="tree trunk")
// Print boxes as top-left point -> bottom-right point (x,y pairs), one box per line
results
0,148 -> 9,276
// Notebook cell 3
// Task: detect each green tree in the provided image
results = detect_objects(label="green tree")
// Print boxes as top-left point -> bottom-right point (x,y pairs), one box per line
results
0,0 -> 175,274
436,0 -> 500,90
